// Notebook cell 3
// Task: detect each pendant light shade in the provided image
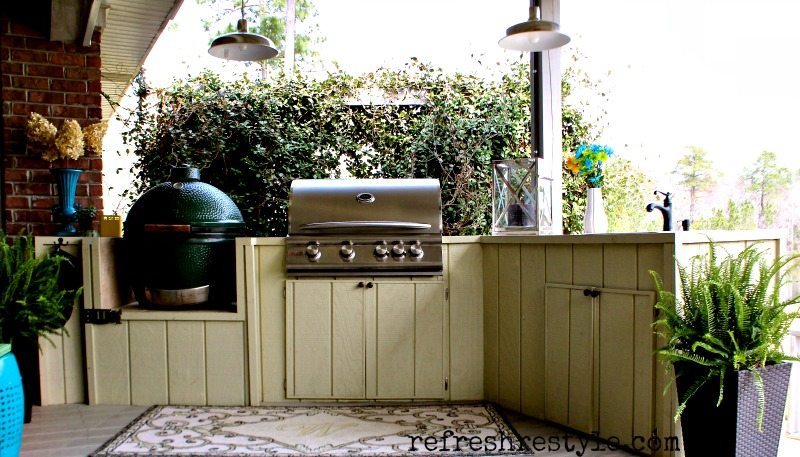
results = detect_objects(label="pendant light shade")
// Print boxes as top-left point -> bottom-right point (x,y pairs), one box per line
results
499,5 -> 570,52
208,10 -> 279,62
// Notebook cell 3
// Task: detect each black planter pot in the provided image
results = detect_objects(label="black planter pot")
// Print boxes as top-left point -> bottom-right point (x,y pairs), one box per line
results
11,336 -> 40,424
675,362 -> 792,457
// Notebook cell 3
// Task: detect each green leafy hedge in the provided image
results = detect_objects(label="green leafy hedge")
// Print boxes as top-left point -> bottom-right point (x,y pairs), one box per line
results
122,59 -> 647,235
122,62 -> 532,236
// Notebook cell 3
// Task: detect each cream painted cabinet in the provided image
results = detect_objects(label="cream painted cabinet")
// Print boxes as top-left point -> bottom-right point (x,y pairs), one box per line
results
544,283 -> 656,445
285,279 -> 447,400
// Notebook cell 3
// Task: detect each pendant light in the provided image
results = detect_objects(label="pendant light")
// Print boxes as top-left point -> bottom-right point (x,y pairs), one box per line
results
208,2 -> 279,61
499,1 -> 570,52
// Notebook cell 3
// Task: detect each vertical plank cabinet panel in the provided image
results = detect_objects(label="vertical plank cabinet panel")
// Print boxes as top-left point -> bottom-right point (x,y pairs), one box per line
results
637,244 -> 663,291
35,237 -> 85,405
636,245 -> 662,442
62,311 -> 85,404
238,239 -> 261,405
545,244 -> 572,284
167,321 -> 207,405
206,322 -> 246,405
633,294 -> 656,443
287,282 -> 332,398
89,322 -> 131,405
129,321 -> 168,405
657,243 -> 677,451
256,244 -> 290,403
376,283 -> 415,398
598,292 -> 635,445
497,244 -> 521,411
603,245 -> 637,290
365,283 -> 378,399
544,286 -> 570,424
482,244 -> 499,402
568,289 -> 594,434
332,283 -> 366,398
573,245 -> 603,287
38,331 -> 66,405
520,244 -> 546,419
414,282 -> 445,398
447,243 -> 483,400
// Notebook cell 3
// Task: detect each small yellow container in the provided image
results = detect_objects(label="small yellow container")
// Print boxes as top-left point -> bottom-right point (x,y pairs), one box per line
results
100,213 -> 123,237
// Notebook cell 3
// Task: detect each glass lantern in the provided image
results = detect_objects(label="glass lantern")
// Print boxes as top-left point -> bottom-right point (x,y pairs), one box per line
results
492,158 -> 553,235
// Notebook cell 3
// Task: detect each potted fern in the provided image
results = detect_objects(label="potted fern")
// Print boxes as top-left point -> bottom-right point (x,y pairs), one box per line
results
0,230 -> 82,422
651,243 -> 799,456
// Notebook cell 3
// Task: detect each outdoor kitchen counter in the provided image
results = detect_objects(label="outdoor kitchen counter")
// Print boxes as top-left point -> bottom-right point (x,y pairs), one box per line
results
35,231 -> 785,457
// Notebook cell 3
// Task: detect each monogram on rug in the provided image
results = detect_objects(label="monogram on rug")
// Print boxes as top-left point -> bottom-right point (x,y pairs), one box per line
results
91,404 -> 530,456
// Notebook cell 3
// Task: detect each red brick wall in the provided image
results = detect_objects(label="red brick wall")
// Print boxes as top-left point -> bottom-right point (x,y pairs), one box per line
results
1,16 -> 104,236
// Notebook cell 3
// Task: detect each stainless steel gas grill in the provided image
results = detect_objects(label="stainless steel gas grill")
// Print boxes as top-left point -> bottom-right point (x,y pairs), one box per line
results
286,179 -> 443,276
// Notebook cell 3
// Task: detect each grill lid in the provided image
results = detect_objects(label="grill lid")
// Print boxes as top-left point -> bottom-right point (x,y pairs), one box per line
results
125,165 -> 245,237
288,179 -> 442,235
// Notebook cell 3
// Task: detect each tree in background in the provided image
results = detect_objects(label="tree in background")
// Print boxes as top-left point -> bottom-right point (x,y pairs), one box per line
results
197,0 -> 318,69
603,158 -> 658,232
743,151 -> 792,228
673,146 -> 716,220
693,199 -> 756,230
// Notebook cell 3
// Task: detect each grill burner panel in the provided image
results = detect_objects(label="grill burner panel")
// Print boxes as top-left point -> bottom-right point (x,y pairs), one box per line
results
286,236 -> 443,276
287,179 -> 443,276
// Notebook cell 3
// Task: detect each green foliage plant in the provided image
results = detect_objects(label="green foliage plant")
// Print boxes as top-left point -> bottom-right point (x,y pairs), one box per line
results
0,231 -> 82,346
650,243 -> 800,430
122,60 -> 532,236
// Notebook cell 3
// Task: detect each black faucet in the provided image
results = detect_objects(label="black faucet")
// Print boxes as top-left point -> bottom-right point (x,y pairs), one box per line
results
646,190 -> 673,231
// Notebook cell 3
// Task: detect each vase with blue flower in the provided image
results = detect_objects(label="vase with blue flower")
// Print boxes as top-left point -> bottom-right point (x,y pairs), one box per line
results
26,113 -> 106,235
566,144 -> 614,234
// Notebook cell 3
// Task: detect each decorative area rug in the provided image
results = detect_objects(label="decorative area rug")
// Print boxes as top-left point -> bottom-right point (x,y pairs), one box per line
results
91,404 -> 529,456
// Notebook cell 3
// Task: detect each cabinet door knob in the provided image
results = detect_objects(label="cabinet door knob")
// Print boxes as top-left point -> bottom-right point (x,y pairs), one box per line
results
366,282 -> 374,289
583,288 -> 600,298
357,282 -> 365,288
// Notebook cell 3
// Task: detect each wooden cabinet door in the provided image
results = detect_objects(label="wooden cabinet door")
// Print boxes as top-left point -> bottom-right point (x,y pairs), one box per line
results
369,281 -> 446,399
287,279 -> 446,400
544,285 -> 595,433
286,280 -> 367,399
597,290 -> 656,444
545,284 -> 655,442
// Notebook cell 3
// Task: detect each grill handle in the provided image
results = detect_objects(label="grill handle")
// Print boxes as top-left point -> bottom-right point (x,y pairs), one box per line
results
143,224 -> 191,233
298,221 -> 432,231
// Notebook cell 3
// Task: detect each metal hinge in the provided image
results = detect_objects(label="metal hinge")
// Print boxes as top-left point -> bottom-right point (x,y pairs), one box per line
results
81,308 -> 122,325
283,378 -> 287,392
445,288 -> 449,300
444,377 -> 449,391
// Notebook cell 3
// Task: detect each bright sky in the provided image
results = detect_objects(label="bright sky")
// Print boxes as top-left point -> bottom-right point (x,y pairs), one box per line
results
105,0 -> 800,220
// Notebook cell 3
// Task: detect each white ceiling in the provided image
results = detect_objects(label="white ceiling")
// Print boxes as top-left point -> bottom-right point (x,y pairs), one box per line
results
99,0 -> 184,119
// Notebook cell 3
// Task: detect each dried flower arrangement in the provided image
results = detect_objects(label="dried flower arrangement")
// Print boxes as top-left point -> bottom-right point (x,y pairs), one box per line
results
26,113 -> 106,164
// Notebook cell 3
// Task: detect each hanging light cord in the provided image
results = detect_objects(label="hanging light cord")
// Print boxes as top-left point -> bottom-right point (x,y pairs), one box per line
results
238,1 -> 247,32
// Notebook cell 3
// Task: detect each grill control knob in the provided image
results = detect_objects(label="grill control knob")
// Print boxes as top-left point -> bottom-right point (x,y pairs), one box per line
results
409,240 -> 424,258
340,241 -> 355,261
391,241 -> 406,258
374,242 -> 389,259
306,242 -> 321,261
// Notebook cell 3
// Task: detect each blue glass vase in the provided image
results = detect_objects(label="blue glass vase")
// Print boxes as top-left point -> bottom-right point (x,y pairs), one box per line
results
51,168 -> 82,236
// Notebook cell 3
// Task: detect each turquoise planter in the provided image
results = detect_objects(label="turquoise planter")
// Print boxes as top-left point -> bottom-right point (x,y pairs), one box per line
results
51,168 -> 82,236
0,344 -> 24,457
